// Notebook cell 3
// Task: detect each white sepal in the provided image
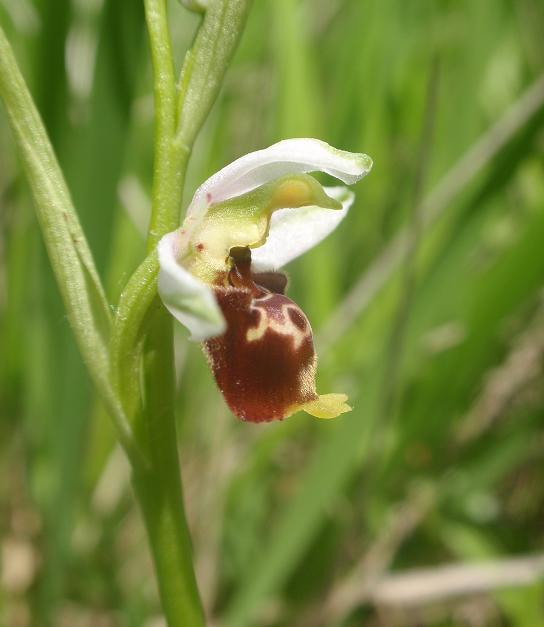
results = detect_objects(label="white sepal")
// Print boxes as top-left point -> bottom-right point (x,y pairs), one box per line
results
157,231 -> 225,341
187,138 -> 372,223
251,186 -> 355,271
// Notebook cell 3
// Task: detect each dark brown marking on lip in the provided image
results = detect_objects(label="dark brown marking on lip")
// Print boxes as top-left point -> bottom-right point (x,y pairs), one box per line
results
287,306 -> 307,332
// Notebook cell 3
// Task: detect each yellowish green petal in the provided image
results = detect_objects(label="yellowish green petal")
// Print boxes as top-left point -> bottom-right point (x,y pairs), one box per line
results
183,174 -> 342,282
300,393 -> 352,420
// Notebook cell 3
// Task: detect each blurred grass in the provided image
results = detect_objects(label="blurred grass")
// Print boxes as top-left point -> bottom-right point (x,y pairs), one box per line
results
1,0 -> 544,626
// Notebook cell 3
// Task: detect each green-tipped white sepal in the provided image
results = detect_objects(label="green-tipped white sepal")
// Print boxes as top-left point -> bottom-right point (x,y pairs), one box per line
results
186,138 -> 372,223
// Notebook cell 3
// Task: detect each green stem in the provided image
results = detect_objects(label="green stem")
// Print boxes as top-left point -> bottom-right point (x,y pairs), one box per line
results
140,1 -> 204,624
111,0 -> 254,373
134,304 -> 205,627
116,1 -> 253,623
111,252 -> 160,428
144,0 -> 188,251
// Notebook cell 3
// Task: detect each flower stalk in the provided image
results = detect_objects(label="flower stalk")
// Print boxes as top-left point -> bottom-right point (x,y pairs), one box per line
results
130,0 -> 253,624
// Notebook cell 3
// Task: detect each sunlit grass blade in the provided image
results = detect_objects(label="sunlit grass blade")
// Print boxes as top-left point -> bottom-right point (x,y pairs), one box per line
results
0,24 -> 138,459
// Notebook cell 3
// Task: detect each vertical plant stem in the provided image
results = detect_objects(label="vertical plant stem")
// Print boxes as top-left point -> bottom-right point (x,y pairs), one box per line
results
133,304 -> 204,627
139,0 -> 204,624
130,1 -> 252,623
144,0 -> 188,252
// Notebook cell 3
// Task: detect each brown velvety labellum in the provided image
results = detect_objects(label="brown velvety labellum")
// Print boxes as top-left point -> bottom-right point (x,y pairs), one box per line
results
203,252 -> 318,422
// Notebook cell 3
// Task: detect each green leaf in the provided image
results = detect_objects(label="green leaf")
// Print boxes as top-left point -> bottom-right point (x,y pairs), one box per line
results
0,24 -> 139,461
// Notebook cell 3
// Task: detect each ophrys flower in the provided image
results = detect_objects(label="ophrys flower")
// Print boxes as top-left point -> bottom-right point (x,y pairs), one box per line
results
158,139 -> 372,422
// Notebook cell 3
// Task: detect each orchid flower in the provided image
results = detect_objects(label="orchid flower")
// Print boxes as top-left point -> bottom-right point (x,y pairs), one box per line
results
158,138 -> 372,423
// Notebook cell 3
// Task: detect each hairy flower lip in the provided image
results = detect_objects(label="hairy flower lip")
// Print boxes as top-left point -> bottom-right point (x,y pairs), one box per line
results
201,250 -> 353,423
203,256 -> 318,423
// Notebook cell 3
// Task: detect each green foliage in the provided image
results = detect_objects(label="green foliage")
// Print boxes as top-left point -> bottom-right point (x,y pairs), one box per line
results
1,0 -> 544,626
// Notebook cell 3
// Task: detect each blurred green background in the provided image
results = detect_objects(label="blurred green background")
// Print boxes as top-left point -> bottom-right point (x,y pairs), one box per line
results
1,0 -> 544,625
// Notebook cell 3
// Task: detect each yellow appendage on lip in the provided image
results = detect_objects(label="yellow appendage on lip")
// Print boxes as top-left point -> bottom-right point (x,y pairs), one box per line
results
300,393 -> 351,419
